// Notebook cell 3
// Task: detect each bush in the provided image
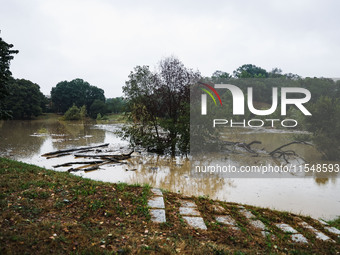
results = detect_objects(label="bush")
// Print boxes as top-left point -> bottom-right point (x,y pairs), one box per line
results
63,104 -> 81,120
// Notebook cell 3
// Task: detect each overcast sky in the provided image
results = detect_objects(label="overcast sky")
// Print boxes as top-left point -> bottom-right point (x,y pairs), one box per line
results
1,0 -> 340,98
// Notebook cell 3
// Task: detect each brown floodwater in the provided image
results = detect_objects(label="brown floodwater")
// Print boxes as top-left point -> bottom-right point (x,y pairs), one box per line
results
0,117 -> 339,220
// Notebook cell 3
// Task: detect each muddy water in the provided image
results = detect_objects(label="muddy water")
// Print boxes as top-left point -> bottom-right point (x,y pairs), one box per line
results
0,117 -> 339,220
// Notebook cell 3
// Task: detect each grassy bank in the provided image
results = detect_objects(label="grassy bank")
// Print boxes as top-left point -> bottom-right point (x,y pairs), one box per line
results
0,157 -> 339,254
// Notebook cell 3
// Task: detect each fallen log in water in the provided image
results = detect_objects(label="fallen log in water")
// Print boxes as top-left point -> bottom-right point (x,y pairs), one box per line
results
68,165 -> 100,172
269,141 -> 312,156
53,160 -> 105,168
42,145 -> 134,173
74,151 -> 134,160
84,165 -> 100,172
46,153 -> 71,159
65,152 -> 132,172
42,143 -> 109,157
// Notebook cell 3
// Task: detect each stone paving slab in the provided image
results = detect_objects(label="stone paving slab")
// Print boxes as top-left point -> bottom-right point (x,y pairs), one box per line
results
180,200 -> 196,208
151,188 -> 163,196
183,216 -> 207,230
318,219 -> 329,225
291,234 -> 308,244
275,223 -> 298,234
250,220 -> 266,230
325,226 -> 340,235
215,215 -> 237,226
148,196 -> 165,209
212,204 -> 225,214
299,222 -> 332,241
150,209 -> 166,223
215,215 -> 240,231
179,206 -> 200,216
239,209 -> 256,219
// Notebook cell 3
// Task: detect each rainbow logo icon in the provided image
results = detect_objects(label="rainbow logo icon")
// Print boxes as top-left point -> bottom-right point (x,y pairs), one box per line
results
198,82 -> 223,106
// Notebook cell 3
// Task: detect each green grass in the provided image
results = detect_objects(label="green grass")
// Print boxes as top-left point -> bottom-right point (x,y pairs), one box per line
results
0,157 -> 339,254
95,113 -> 127,123
328,217 -> 340,229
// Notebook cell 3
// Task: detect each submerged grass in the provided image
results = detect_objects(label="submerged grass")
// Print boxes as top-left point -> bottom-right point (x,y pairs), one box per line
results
0,157 -> 339,254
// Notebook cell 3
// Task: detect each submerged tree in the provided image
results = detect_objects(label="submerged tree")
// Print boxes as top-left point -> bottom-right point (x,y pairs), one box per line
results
122,57 -> 201,155
304,96 -> 340,160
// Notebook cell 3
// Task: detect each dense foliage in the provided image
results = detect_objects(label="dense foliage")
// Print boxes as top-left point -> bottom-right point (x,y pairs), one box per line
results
121,57 -> 201,155
62,104 -> 88,121
0,34 -> 18,119
51,79 -> 105,114
106,97 -> 126,113
304,96 -> 340,160
2,78 -> 47,119
205,66 -> 340,160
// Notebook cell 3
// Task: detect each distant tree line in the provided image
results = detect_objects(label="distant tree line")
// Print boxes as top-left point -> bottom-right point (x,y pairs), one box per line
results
0,34 -> 126,120
122,61 -> 340,159
205,64 -> 340,160
1,34 -> 339,159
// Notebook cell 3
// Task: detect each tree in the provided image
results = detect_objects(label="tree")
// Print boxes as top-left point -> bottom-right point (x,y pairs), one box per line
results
268,68 -> 283,78
79,105 -> 87,120
3,78 -> 46,119
63,104 -> 81,120
122,57 -> 201,155
106,97 -> 126,113
89,99 -> 107,118
0,33 -> 19,119
51,78 -> 105,113
233,64 -> 268,78
304,96 -> 340,160
211,70 -> 231,82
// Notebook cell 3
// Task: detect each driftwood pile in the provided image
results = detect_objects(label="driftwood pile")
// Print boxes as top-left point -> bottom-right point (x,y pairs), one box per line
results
42,143 -> 133,172
220,140 -> 313,164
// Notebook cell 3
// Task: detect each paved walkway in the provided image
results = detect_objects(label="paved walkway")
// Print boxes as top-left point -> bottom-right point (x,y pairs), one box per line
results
148,188 -> 166,223
179,199 -> 207,230
147,192 -> 339,245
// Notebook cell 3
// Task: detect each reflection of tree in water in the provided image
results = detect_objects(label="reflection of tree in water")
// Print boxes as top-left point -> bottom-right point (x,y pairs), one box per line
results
0,120 -> 46,158
0,118 -> 107,159
126,154 -> 235,198
314,172 -> 338,186
315,178 -> 329,185
48,121 -> 106,150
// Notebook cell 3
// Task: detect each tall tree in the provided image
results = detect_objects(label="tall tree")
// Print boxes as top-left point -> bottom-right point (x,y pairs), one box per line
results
51,78 -> 105,113
0,33 -> 19,119
122,57 -> 201,155
212,70 -> 231,80
233,64 -> 268,78
211,70 -> 231,83
3,78 -> 46,119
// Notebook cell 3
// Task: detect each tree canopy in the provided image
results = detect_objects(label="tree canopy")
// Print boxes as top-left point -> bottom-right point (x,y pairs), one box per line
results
51,78 -> 105,113
2,78 -> 46,119
0,34 -> 19,119
106,97 -> 126,113
122,57 -> 201,155
233,64 -> 269,78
